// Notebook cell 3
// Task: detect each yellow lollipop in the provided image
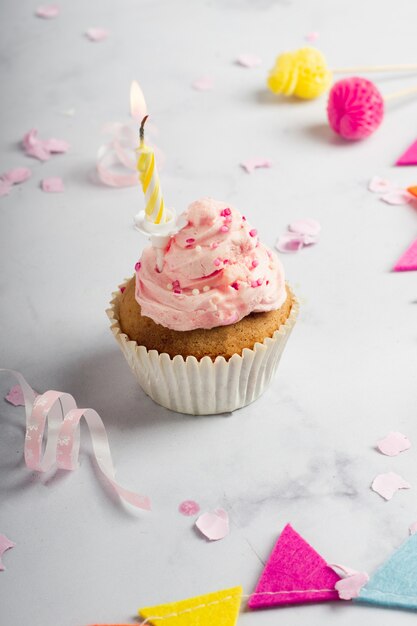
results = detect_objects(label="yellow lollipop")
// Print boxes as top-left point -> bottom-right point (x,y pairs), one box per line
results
267,47 -> 417,100
267,47 -> 332,99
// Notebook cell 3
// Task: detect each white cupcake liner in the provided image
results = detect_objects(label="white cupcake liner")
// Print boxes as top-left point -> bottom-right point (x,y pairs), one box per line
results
107,281 -> 299,415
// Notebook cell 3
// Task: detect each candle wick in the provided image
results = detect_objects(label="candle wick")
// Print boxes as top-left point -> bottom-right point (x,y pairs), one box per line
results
140,115 -> 149,145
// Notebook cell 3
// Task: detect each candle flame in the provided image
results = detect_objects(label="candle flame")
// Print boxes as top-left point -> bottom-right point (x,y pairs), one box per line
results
130,80 -> 147,120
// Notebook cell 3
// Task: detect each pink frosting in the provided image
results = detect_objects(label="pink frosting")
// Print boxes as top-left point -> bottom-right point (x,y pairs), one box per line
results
135,198 -> 287,331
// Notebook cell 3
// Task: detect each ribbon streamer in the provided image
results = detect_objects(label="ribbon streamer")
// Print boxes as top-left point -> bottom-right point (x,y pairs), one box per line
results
1,369 -> 150,510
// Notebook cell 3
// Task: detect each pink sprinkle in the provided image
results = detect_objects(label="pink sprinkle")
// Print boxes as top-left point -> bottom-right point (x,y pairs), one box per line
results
120,286 -> 126,293
231,282 -> 239,290
135,261 -> 141,271
242,216 -> 246,221
252,259 -> 259,268
186,238 -> 195,244
220,207 -> 232,216
173,288 -> 182,294
210,242 -> 219,249
220,225 -> 229,233
178,500 -> 200,516
251,280 -> 258,288
266,280 -> 269,285
214,258 -> 222,266
172,280 -> 180,288
257,278 -> 263,286
249,229 -> 257,237
223,259 -> 229,264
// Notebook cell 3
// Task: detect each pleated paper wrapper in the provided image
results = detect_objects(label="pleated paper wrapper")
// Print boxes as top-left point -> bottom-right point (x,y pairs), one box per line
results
107,282 -> 299,415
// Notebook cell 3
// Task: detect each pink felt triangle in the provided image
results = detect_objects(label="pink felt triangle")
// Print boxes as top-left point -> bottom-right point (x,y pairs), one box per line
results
248,524 -> 341,609
396,139 -> 417,166
393,238 -> 417,272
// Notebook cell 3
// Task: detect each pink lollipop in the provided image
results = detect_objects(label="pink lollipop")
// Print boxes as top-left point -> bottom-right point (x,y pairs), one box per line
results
327,77 -> 384,140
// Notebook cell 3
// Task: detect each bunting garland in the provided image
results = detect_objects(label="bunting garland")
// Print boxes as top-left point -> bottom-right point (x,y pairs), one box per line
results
356,533 -> 417,610
138,586 -> 242,626
248,524 -> 341,608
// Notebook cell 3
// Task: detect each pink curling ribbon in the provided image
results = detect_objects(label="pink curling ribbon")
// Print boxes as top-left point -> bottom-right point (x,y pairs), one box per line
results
1,369 -> 151,510
96,121 -> 165,188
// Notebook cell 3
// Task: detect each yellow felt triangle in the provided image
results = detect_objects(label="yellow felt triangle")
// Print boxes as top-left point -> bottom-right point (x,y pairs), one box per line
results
138,586 -> 242,626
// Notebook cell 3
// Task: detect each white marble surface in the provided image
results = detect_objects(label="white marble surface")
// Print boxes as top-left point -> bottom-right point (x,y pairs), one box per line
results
1,0 -> 417,624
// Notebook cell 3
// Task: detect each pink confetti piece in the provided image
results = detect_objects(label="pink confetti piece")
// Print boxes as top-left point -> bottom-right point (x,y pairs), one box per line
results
236,54 -> 262,68
178,500 -> 200,516
35,4 -> 59,18
289,218 -> 321,238
0,534 -> 15,571
240,158 -> 272,174
1,368 -> 150,510
191,76 -> 214,91
368,176 -> 395,194
195,508 -> 229,541
22,129 -> 69,161
275,233 -> 305,253
86,27 -> 109,42
305,31 -> 320,42
335,572 -> 369,600
0,180 -> 12,197
393,238 -> 417,272
3,167 -> 32,184
5,385 -> 25,406
396,138 -> 417,166
409,521 -> 417,536
381,190 -> 414,205
377,432 -> 411,456
41,177 -> 64,193
371,472 -> 411,501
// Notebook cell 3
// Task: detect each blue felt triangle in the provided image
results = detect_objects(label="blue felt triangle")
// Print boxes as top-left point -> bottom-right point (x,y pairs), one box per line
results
355,533 -> 417,610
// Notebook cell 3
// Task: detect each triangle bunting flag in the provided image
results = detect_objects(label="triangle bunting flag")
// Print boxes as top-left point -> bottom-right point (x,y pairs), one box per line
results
138,586 -> 242,625
248,523 -> 341,609
396,139 -> 417,166
356,533 -> 417,610
393,238 -> 417,272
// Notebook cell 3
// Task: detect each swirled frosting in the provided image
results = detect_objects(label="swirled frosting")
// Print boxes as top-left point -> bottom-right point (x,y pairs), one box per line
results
135,198 -> 287,331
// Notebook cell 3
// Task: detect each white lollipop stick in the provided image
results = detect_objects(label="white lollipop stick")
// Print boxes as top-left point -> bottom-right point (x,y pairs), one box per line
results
333,63 -> 417,74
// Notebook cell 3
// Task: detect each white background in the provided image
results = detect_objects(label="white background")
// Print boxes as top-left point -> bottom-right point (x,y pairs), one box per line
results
0,1 -> 416,625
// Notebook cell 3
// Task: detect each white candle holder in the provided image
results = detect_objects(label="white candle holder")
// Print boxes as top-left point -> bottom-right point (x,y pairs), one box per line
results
133,209 -> 180,271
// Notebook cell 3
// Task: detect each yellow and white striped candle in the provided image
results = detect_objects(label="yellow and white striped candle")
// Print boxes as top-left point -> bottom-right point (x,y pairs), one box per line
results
137,116 -> 166,224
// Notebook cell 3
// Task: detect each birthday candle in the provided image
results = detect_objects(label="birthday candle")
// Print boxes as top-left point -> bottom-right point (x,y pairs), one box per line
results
137,116 -> 166,224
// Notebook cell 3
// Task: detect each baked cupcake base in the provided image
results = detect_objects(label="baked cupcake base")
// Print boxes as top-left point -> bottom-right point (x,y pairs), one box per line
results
107,279 -> 299,415
118,276 -> 294,360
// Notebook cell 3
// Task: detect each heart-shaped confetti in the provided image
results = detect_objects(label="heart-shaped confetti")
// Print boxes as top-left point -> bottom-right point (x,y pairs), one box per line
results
195,508 -> 229,541
377,432 -> 411,456
371,472 -> 411,501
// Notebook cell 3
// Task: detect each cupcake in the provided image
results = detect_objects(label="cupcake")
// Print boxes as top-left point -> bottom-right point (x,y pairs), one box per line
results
108,198 -> 298,415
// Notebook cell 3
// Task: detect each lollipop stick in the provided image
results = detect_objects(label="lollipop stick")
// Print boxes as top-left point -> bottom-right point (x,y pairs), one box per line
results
384,84 -> 417,101
332,63 -> 417,74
